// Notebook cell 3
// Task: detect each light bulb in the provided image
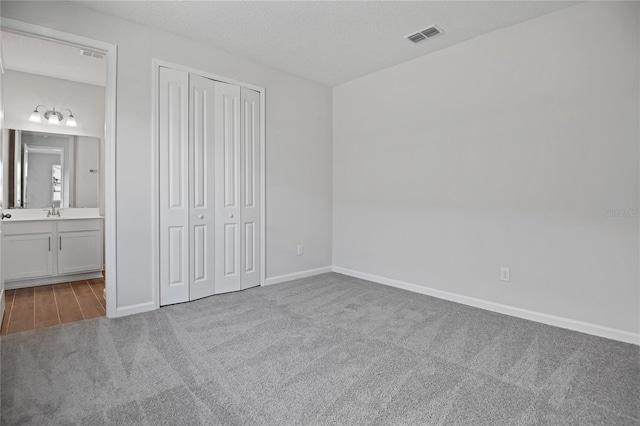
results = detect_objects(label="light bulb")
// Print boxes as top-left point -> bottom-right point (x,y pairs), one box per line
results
29,110 -> 41,123
48,113 -> 60,125
66,115 -> 77,127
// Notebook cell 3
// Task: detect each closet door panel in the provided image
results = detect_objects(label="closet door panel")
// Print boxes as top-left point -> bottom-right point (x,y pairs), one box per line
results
215,82 -> 241,294
240,88 -> 261,289
224,223 -> 237,275
193,225 -> 206,279
159,67 -> 190,305
189,75 -> 217,301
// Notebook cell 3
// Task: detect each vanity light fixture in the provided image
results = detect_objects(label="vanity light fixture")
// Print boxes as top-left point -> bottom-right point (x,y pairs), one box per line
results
29,105 -> 77,127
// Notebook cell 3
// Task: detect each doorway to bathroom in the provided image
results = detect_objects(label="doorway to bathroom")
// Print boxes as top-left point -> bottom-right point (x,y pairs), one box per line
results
0,19 -> 117,331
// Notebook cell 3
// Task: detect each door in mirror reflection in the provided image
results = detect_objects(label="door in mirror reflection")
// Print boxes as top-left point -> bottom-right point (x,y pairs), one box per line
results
23,144 -> 65,208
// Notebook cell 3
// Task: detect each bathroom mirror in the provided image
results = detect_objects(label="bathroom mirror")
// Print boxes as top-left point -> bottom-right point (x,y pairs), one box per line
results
4,129 -> 100,209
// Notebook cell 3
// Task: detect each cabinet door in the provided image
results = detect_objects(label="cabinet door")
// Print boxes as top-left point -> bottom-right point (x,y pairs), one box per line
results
57,231 -> 102,274
3,233 -> 54,280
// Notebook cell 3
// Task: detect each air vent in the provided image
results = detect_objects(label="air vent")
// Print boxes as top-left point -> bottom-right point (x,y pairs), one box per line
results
79,49 -> 105,59
406,25 -> 444,44
407,33 -> 426,43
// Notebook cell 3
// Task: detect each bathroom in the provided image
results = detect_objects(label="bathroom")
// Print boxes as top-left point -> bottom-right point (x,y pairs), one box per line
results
0,30 -> 107,334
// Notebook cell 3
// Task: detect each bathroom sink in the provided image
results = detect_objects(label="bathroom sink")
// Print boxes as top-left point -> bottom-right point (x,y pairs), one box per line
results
58,208 -> 101,219
4,208 -> 102,221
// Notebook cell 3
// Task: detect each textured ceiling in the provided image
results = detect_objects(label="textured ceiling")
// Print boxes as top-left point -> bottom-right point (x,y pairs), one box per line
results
75,1 -> 578,87
0,30 -> 106,86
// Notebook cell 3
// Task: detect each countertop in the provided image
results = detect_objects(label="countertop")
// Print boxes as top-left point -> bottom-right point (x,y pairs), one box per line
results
4,215 -> 104,222
2,208 -> 103,223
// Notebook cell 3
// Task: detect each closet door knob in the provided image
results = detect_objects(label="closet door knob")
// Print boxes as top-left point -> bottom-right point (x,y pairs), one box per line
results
198,215 -> 204,219
229,214 -> 234,218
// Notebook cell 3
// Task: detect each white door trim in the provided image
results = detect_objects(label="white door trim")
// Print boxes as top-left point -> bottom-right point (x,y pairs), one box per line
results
151,59 -> 266,310
0,17 -> 118,318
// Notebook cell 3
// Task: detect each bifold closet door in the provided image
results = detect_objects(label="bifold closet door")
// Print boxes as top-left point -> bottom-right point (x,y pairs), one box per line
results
159,67 -> 190,305
214,82 -> 241,293
239,87 -> 261,290
160,69 -> 261,304
159,68 -> 216,305
214,84 -> 261,293
188,74 -> 216,301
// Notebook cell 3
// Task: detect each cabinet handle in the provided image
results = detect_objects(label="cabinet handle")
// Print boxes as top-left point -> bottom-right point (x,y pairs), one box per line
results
48,237 -> 51,251
59,236 -> 62,251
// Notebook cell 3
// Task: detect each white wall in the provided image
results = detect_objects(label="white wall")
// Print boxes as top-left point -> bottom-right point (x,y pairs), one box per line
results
3,70 -> 105,139
333,2 -> 639,335
1,1 -> 333,312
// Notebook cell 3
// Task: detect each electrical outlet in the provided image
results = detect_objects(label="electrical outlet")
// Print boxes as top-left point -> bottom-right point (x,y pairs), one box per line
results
297,245 -> 304,256
500,267 -> 510,282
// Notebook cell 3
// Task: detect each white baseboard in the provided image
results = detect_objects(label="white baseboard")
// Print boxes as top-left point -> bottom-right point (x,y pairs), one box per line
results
5,272 -> 104,290
116,267 -> 332,317
333,266 -> 640,345
265,266 -> 333,286
114,301 -> 156,318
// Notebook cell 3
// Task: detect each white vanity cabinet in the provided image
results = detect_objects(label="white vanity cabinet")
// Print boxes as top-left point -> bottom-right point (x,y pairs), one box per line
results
2,218 -> 103,288
57,220 -> 103,274
3,221 -> 55,281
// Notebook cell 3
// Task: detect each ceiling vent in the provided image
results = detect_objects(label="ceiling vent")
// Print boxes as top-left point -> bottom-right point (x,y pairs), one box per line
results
79,49 -> 104,59
406,25 -> 444,44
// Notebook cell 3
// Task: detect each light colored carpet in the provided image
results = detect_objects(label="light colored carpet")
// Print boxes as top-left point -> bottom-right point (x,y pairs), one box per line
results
1,272 -> 639,425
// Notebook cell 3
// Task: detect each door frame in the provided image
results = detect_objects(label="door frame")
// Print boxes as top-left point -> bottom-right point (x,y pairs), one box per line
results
0,30 -> 5,323
0,17 -> 118,318
151,59 -> 266,309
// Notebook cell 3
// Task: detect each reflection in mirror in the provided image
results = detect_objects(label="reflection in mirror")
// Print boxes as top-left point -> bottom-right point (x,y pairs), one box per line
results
5,129 -> 100,209
24,143 -> 65,208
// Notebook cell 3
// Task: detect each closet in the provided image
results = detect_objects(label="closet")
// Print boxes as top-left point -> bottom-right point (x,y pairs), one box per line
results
158,67 -> 261,306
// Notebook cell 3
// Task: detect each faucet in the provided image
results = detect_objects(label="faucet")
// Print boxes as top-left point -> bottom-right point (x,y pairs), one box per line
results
42,205 -> 60,217
45,204 -> 60,217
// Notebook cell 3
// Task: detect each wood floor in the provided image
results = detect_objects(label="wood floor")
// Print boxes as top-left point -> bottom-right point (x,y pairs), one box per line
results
0,278 -> 106,336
